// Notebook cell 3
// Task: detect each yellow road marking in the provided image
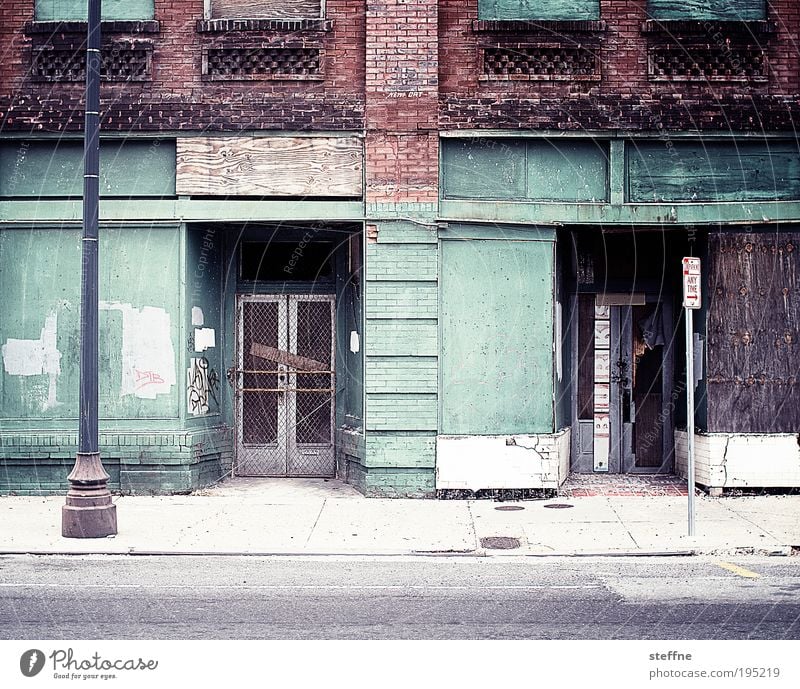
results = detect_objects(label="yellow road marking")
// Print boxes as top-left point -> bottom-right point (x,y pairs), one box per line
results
716,561 -> 761,579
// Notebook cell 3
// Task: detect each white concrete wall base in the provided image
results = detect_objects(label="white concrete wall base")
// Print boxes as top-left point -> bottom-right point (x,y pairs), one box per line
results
435,429 -> 570,491
675,431 -> 800,490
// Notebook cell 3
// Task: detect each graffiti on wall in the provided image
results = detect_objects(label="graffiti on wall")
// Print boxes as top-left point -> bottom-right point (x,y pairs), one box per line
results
187,356 -> 220,416
100,301 -> 177,399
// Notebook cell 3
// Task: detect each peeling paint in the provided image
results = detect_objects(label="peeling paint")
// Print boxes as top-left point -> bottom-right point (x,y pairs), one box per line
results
1,311 -> 62,411
194,327 -> 215,352
99,301 -> 176,400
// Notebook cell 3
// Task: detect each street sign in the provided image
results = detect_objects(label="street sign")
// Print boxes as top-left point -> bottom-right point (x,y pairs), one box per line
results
681,257 -> 700,537
682,257 -> 701,309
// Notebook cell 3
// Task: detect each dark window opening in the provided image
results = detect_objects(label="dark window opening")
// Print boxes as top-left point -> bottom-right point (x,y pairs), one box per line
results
240,241 -> 334,282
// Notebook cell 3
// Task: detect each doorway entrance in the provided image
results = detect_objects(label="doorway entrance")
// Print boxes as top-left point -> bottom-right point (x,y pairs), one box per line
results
234,294 -> 336,477
572,294 -> 675,473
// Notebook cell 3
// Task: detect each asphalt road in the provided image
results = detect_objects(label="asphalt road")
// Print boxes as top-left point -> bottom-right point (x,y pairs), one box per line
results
0,555 -> 798,639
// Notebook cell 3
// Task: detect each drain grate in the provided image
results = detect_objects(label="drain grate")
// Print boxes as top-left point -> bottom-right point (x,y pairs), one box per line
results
495,505 -> 524,511
544,503 -> 574,509
480,536 -> 521,550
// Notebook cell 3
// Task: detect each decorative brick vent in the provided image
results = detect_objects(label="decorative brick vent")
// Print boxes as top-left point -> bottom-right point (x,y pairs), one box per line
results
203,46 -> 323,80
649,44 -> 767,82
32,45 -> 151,82
482,44 -> 600,81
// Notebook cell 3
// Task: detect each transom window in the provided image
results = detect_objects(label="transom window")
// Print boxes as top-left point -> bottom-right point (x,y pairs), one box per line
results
647,0 -> 766,21
478,0 -> 600,21
35,0 -> 155,21
210,0 -> 323,19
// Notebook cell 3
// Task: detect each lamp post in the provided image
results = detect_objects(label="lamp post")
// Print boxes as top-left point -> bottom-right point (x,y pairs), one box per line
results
62,0 -> 117,538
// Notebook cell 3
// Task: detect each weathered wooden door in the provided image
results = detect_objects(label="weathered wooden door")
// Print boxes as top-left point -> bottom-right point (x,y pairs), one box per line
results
235,294 -> 335,477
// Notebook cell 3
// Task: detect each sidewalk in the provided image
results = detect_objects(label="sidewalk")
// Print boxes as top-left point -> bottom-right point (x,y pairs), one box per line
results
0,477 -> 798,557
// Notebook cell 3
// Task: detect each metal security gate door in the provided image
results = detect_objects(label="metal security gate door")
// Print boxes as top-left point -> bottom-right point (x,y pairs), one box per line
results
235,295 -> 335,477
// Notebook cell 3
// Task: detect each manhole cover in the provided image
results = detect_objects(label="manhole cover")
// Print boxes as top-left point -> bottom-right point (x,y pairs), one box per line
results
495,505 -> 524,512
543,503 -> 574,509
480,536 -> 521,549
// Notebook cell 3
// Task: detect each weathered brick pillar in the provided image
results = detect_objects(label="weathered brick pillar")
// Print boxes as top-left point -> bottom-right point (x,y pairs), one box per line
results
361,0 -> 439,496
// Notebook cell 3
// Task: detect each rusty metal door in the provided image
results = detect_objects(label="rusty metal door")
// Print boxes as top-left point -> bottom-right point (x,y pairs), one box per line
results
235,294 -> 335,477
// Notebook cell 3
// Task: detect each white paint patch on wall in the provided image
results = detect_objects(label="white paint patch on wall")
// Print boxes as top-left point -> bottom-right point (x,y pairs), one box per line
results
191,306 -> 204,326
675,431 -> 800,489
100,301 -> 177,400
194,327 -> 216,352
1,311 -> 62,411
436,429 -> 570,491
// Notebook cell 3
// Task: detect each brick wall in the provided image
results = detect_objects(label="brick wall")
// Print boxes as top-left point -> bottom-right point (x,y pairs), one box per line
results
439,0 -> 800,131
0,0 -> 365,132
365,0 -> 438,203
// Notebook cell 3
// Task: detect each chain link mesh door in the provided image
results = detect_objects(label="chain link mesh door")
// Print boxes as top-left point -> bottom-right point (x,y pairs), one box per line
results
236,294 -> 335,477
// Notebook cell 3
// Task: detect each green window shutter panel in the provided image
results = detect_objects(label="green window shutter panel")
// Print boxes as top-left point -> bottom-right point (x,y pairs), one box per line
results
478,0 -> 600,21
440,237 -> 555,435
647,0 -> 765,20
0,140 -> 176,198
35,0 -> 155,21
442,139 -> 608,202
628,140 -> 800,203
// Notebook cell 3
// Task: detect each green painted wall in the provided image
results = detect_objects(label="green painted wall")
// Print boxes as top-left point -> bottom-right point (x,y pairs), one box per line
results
363,220 -> 438,483
0,226 -> 181,421
647,0 -> 765,20
479,0 -> 599,21
0,140 -> 176,198
628,141 -> 800,203
440,234 -> 555,435
443,139 -> 608,202
35,0 -> 155,20
185,227 -> 223,423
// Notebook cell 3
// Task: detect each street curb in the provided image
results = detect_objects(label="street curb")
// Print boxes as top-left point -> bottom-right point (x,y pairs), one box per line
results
0,546 -> 792,557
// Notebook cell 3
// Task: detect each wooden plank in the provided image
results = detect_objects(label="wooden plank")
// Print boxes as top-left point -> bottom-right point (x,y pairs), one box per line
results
176,137 -> 362,197
478,0 -> 599,21
647,0 -> 765,21
706,232 -> 800,432
628,141 -> 800,203
251,342 -> 328,372
36,0 -> 155,21
211,0 -> 321,19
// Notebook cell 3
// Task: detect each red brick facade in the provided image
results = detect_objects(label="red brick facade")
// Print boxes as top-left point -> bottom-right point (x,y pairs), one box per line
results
1,1 -> 799,138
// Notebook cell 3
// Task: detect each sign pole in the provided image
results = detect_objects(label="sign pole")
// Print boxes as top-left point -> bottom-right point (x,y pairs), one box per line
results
682,257 -> 701,538
685,305 -> 695,536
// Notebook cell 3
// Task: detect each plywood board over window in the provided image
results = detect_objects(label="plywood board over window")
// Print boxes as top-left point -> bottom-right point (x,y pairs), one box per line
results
211,0 -> 323,19
478,0 -> 600,21
176,136 -> 363,197
647,0 -> 765,20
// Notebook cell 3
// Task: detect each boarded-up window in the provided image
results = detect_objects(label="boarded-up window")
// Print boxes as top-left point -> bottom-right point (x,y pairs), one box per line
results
628,140 -> 800,203
647,1 -> 765,21
35,0 -> 155,21
211,0 -> 323,19
478,0 -> 600,21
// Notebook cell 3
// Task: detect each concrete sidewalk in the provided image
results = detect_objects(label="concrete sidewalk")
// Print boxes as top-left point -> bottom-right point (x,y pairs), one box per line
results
0,478 -> 798,557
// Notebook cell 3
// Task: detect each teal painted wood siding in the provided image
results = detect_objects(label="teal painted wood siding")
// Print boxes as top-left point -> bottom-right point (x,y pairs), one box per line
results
479,0 -> 599,21
647,0 -> 765,20
0,227 -> 180,420
0,140 -> 176,198
35,0 -> 155,20
443,139 -> 608,202
440,237 -> 555,435
628,141 -> 800,203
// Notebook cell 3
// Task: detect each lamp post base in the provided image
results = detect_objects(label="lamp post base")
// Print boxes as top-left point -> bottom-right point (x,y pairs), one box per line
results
62,452 -> 117,538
